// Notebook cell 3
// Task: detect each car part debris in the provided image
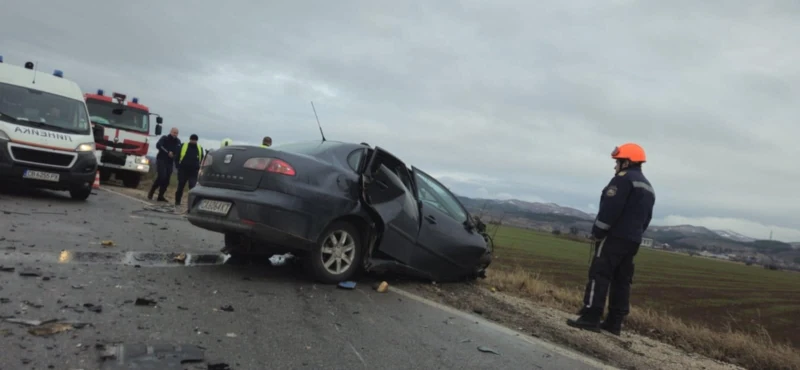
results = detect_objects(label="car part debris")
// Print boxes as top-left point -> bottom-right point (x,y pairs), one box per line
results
338,281 -> 357,289
101,240 -> 115,247
22,320 -> 89,337
0,266 -> 14,272
376,281 -> 389,293
173,253 -> 186,263
18,268 -> 41,277
268,253 -> 293,266
134,298 -> 157,306
477,346 -> 501,355
219,305 -> 234,312
5,318 -> 58,326
98,342 -> 205,369
208,362 -> 232,370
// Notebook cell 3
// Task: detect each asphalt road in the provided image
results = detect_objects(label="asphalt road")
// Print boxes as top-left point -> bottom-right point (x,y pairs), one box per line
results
0,185 -> 614,370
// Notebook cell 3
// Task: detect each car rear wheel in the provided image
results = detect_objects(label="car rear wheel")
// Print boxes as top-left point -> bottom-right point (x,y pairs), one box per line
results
306,221 -> 363,284
69,187 -> 92,201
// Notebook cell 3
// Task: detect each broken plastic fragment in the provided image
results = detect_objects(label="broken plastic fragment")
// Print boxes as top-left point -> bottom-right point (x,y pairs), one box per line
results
338,281 -> 357,289
268,253 -> 294,266
376,281 -> 389,293
477,346 -> 501,355
101,240 -> 115,247
173,253 -> 186,263
134,298 -> 157,306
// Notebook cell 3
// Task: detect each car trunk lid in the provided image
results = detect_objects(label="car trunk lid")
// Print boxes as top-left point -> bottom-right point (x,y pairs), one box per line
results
199,146 -> 276,191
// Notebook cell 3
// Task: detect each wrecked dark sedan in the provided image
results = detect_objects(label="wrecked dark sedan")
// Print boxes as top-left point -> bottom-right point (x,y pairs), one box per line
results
185,140 -> 493,284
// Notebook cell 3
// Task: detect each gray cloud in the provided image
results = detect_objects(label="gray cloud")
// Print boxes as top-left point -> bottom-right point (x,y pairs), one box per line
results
2,0 -> 799,240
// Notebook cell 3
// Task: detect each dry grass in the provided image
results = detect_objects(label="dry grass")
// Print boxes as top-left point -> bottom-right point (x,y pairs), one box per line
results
484,265 -> 800,370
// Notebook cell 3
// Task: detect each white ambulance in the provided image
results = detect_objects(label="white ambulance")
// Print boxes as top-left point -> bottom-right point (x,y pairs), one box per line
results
0,55 -> 98,200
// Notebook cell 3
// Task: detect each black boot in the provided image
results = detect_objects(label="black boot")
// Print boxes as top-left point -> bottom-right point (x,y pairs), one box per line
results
600,314 -> 623,336
566,309 -> 602,332
147,186 -> 156,200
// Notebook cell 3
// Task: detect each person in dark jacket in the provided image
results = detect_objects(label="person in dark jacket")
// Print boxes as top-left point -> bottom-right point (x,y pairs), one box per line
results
174,134 -> 204,206
148,127 -> 182,202
567,143 -> 655,336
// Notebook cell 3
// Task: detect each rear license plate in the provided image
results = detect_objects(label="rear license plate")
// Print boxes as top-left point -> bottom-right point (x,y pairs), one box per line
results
23,170 -> 60,182
198,200 -> 232,215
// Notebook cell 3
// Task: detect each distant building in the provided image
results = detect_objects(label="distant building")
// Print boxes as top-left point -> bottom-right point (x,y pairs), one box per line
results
640,238 -> 653,248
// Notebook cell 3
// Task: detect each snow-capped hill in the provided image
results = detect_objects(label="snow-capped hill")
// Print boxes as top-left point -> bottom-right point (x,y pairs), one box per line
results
713,229 -> 756,243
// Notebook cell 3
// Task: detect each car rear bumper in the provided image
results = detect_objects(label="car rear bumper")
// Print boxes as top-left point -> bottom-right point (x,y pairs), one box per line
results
186,185 -> 316,251
0,141 -> 97,190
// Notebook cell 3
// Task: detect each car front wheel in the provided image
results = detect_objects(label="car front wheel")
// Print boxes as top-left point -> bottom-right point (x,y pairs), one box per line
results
306,221 -> 363,284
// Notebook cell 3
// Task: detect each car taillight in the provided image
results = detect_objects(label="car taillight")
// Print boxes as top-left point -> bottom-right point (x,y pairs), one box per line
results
243,157 -> 296,176
201,154 -> 213,167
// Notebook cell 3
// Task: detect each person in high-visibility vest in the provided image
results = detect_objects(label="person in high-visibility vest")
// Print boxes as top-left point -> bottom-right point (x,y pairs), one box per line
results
174,134 -> 204,206
261,136 -> 272,148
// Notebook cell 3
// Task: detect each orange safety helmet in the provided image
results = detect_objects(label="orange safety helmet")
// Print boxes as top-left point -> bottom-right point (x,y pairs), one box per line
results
611,143 -> 646,163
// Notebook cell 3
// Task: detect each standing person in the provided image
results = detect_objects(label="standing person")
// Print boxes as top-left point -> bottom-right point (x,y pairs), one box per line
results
148,127 -> 181,202
174,134 -> 204,206
566,143 -> 655,336
220,138 -> 232,148
261,136 -> 272,148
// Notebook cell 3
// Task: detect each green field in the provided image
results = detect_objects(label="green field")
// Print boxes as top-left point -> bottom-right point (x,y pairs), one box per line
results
490,225 -> 800,347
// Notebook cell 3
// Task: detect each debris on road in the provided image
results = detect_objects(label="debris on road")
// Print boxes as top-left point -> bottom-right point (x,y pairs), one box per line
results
0,265 -> 15,272
134,298 -> 157,306
18,268 -> 41,277
4,318 -> 57,326
83,303 -> 103,313
225,333 -> 237,338
173,253 -> 187,263
219,305 -> 234,312
101,240 -> 115,247
268,253 -> 293,266
208,362 -> 232,370
4,319 -> 90,337
338,281 -> 357,290
477,346 -> 501,355
376,281 -> 389,293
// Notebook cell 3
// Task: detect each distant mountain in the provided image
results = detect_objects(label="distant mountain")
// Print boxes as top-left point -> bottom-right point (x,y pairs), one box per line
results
713,229 -> 756,243
457,195 -> 798,263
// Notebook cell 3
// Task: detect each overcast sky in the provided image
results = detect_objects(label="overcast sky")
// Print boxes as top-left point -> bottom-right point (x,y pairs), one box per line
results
2,1 -> 799,241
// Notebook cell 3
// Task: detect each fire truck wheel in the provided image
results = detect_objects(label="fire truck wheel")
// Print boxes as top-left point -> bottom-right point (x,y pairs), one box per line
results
122,173 -> 142,188
69,187 -> 92,201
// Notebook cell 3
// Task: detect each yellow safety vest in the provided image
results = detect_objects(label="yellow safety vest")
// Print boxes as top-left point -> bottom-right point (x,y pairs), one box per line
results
261,144 -> 270,148
179,143 -> 203,163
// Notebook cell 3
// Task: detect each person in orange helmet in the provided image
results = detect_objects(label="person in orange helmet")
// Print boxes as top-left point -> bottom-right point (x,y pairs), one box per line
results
567,143 -> 656,336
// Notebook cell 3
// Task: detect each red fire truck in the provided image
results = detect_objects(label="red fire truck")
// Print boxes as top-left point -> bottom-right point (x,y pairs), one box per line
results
84,89 -> 164,188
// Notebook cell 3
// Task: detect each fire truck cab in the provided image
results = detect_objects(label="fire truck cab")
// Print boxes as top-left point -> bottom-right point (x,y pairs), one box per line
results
84,90 -> 163,188
0,56 -> 98,200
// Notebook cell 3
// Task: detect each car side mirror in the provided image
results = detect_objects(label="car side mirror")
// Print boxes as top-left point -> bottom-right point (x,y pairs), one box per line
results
92,125 -> 105,142
156,116 -> 163,124
154,124 -> 162,136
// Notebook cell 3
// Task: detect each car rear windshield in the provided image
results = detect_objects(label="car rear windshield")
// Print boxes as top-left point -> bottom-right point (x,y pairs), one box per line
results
272,141 -> 332,156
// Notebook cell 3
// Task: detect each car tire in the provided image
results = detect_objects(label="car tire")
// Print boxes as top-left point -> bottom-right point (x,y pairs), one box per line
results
69,187 -> 92,201
305,221 -> 363,284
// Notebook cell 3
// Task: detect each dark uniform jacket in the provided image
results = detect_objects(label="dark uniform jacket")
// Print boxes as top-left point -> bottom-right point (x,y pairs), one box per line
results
155,135 -> 182,163
591,166 -> 656,244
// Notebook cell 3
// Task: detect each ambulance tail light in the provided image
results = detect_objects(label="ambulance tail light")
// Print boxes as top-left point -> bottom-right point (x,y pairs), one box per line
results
243,158 -> 296,176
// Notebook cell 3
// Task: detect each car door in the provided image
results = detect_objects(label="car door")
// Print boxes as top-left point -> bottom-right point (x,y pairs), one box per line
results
410,166 -> 489,278
361,147 -> 421,265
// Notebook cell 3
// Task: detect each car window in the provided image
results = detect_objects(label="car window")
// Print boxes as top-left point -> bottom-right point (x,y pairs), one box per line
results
413,169 -> 468,223
346,149 -> 363,172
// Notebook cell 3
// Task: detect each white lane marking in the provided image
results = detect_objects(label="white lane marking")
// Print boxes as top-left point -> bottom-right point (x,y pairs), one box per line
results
389,286 -> 618,370
100,188 -> 615,369
348,342 -> 367,368
99,187 -> 152,206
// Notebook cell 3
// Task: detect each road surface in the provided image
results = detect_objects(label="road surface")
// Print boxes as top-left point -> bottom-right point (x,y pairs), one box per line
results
0,185 -> 615,370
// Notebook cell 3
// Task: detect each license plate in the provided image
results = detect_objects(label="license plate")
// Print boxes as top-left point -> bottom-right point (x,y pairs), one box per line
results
198,200 -> 232,215
23,170 -> 60,182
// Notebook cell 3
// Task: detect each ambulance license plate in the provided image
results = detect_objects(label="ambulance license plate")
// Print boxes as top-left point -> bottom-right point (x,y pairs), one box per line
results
198,200 -> 232,215
23,170 -> 60,182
